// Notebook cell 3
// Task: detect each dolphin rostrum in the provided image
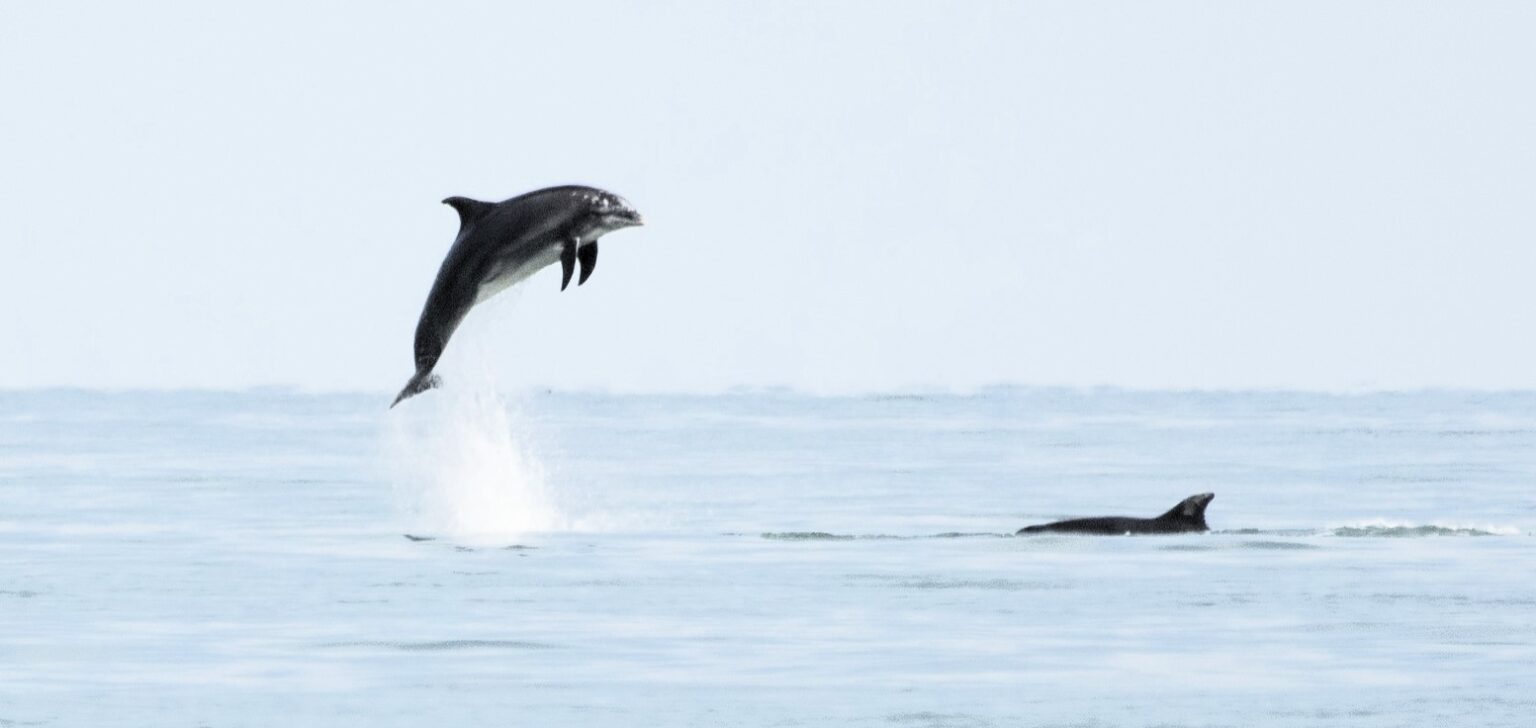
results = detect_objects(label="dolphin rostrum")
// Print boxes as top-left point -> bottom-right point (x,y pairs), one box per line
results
391,185 -> 643,407
1015,493 -> 1214,535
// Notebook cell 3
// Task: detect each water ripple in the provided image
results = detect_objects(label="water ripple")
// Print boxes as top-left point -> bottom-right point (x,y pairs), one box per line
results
321,639 -> 553,651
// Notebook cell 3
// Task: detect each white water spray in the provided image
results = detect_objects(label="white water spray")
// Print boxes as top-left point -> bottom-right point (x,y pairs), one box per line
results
384,379 -> 568,544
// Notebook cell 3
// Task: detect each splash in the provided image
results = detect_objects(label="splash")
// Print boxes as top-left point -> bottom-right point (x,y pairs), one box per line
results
384,384 -> 567,544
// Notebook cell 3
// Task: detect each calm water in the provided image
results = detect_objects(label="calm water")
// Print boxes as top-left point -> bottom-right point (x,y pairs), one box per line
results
1,388 -> 1533,726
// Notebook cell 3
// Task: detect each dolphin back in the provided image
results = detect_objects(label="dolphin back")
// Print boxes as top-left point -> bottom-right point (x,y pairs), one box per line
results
1017,517 -> 1150,535
1015,493 -> 1215,535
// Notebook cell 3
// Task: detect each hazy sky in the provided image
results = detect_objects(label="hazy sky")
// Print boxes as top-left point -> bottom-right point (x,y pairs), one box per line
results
2,2 -> 1533,393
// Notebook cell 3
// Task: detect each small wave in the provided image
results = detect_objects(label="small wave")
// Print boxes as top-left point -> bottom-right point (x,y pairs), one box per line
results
1241,540 -> 1320,550
1218,525 -> 1523,538
1159,540 -> 1319,551
321,639 -> 552,651
759,532 -> 1007,541
761,532 -> 861,541
400,535 -> 539,551
847,573 -> 1066,591
1214,528 -> 1316,537
887,710 -> 990,728
899,578 -> 1061,591
1329,524 -> 1516,537
866,393 -> 934,402
1160,540 -> 1319,551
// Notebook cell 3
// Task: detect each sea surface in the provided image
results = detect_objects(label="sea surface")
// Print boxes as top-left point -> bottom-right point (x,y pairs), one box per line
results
1,387 -> 1533,727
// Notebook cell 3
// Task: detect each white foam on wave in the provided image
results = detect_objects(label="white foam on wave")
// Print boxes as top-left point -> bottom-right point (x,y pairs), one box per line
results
1324,518 -> 1522,537
383,373 -> 568,545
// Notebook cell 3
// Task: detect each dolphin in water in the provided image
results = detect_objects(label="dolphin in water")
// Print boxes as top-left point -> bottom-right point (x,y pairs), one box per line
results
1015,493 -> 1214,535
392,185 -> 644,407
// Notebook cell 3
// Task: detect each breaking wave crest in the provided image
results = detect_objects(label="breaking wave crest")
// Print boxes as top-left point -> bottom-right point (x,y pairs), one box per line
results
1325,521 -> 1519,538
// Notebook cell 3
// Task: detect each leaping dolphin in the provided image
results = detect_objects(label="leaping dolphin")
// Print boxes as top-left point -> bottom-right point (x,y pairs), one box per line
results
1015,493 -> 1215,535
392,185 -> 644,407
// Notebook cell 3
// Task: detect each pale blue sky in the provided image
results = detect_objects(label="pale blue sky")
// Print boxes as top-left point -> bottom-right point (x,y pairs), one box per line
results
2,1 -> 1532,392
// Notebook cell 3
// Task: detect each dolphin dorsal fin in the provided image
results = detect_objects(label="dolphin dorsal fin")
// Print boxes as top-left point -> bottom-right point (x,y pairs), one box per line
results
1157,493 -> 1213,524
442,196 -> 496,231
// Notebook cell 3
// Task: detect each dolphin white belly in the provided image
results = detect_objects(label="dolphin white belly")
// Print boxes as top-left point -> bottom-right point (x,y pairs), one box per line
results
474,244 -> 562,305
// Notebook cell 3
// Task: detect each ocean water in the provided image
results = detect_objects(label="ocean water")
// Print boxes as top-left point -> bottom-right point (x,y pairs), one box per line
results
1,387 -> 1533,727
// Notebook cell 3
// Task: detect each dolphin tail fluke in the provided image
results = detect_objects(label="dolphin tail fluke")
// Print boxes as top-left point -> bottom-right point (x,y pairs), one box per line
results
390,371 -> 442,408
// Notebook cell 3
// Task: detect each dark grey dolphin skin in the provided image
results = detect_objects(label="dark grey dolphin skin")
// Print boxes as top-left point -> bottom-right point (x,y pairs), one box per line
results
1015,493 -> 1214,535
392,185 -> 643,407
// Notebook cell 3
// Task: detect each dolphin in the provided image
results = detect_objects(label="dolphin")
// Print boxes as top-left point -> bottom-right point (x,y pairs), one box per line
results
1015,493 -> 1214,535
392,185 -> 643,407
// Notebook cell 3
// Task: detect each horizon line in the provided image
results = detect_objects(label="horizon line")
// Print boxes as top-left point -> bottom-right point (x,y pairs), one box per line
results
4,383 -> 1535,398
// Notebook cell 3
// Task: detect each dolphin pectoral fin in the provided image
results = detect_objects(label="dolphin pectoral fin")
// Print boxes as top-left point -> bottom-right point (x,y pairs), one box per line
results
577,242 -> 598,285
559,241 -> 577,291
